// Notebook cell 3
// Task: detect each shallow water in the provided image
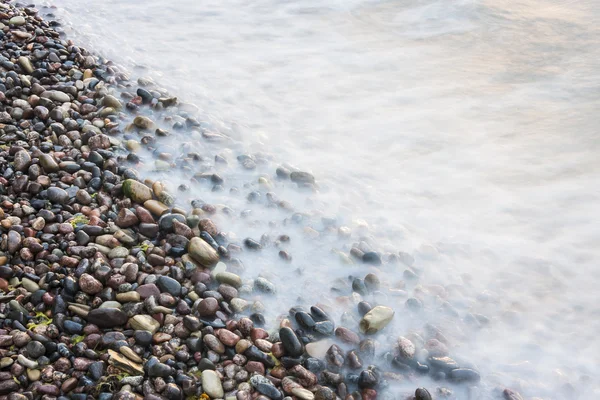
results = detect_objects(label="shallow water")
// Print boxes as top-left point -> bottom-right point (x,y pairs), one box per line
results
44,0 -> 600,397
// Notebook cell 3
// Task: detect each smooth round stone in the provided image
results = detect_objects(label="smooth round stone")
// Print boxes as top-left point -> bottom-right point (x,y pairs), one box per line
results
157,276 -> 181,296
357,301 -> 372,316
39,154 -> 59,172
201,370 -> 224,398
21,278 -> 39,292
103,95 -> 122,109
0,358 -> 12,368
295,311 -> 315,329
279,327 -> 303,357
89,361 -> 104,381
7,231 -> 21,254
26,368 -> 41,382
188,237 -> 220,267
122,179 -> 153,204
136,88 -> 153,104
362,252 -> 382,265
134,330 -> 153,346
26,341 -> 46,359
109,247 -> 129,259
0,379 -> 19,395
133,116 -> 153,129
364,274 -> 380,292
230,298 -> 249,313
158,213 -> 186,231
144,200 -> 169,216
215,272 -> 242,288
197,297 -> 219,317
9,16 -> 26,25
290,171 -> 315,184
47,187 -> 69,204
79,274 -> 103,295
147,362 -> 172,377
50,90 -> 71,103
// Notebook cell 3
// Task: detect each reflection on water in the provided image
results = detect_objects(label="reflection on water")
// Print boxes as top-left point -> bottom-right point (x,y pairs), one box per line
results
48,0 -> 600,397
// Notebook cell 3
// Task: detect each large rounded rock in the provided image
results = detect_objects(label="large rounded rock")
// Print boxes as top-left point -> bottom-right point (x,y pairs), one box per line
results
122,179 -> 153,204
359,306 -> 394,334
201,370 -> 223,399
188,237 -> 219,267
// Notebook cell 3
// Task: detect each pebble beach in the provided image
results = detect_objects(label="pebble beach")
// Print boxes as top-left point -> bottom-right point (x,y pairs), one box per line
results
1,1 -> 599,400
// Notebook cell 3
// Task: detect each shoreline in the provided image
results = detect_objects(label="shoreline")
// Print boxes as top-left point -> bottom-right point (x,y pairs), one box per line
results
0,3 -> 524,400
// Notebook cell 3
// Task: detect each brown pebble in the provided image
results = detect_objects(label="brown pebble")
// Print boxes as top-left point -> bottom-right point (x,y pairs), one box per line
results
216,329 -> 241,347
335,327 -> 360,344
